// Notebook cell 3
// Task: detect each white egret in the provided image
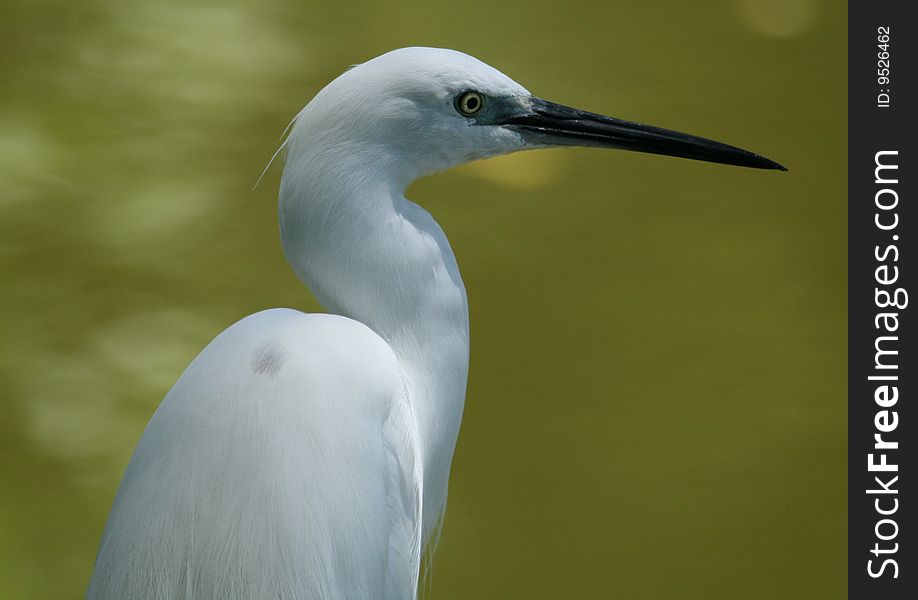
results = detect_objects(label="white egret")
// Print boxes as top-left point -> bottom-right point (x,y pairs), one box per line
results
86,47 -> 783,600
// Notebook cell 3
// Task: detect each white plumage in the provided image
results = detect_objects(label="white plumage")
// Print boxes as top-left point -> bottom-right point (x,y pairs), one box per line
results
88,47 -> 782,600
89,311 -> 420,599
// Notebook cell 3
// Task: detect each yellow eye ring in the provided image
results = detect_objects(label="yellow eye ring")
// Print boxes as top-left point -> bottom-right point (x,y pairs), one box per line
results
456,91 -> 484,116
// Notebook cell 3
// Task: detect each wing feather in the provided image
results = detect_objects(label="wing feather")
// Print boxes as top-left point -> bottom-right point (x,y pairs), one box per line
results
87,309 -> 422,600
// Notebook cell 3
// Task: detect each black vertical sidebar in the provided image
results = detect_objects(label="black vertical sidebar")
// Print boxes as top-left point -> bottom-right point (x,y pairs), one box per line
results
849,2 -> 914,599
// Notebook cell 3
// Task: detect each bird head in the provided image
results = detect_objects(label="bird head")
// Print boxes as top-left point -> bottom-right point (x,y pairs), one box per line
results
286,47 -> 784,187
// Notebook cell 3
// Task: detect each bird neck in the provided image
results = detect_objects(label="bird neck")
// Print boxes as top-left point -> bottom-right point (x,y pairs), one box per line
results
278,144 -> 469,540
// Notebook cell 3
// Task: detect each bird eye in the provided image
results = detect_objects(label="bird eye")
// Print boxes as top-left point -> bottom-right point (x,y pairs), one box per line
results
456,91 -> 484,116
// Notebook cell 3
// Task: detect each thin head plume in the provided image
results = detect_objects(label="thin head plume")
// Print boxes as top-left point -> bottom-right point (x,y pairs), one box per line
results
253,113 -> 300,191
254,60 -> 363,191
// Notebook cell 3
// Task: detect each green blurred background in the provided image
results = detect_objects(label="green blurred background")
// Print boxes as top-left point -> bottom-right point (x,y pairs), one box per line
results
1,0 -> 846,598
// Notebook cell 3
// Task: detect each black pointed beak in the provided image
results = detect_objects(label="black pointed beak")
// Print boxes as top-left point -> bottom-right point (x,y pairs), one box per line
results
504,97 -> 786,171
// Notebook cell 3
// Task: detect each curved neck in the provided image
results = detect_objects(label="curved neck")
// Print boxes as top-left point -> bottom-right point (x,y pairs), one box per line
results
278,142 -> 469,540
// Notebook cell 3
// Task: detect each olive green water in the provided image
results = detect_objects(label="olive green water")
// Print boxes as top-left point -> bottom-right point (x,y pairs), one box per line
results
1,0 -> 846,598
